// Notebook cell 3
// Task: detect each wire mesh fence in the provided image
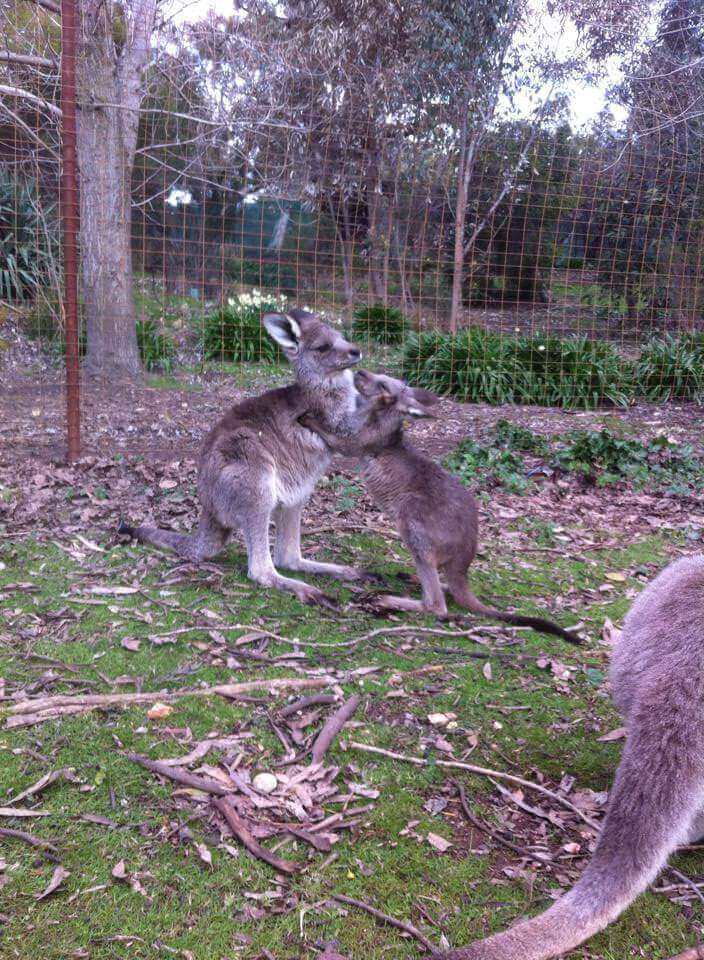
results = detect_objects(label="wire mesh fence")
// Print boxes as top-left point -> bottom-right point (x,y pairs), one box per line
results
1,0 -> 703,458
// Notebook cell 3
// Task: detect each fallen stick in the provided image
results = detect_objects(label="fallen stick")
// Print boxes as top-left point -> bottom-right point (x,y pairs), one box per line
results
455,781 -> 551,866
0,807 -> 50,818
127,754 -> 232,797
349,742 -> 599,828
0,826 -> 59,853
7,677 -> 331,720
213,796 -> 299,875
279,694 -> 338,717
331,893 -> 437,953
311,695 -> 361,765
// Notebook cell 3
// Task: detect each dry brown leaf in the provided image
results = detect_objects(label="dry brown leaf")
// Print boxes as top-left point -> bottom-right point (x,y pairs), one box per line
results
36,865 -> 70,900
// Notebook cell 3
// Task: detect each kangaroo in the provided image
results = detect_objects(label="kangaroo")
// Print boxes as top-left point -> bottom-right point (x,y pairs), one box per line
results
299,370 -> 577,642
119,308 -> 364,606
436,552 -> 704,960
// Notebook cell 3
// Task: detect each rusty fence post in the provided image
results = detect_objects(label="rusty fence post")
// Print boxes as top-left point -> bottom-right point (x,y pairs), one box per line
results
60,0 -> 81,461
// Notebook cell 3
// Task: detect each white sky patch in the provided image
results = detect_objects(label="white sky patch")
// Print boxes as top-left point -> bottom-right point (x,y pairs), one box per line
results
166,188 -> 193,206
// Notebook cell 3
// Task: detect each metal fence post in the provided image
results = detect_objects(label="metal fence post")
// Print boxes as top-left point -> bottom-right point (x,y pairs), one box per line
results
60,0 -> 81,461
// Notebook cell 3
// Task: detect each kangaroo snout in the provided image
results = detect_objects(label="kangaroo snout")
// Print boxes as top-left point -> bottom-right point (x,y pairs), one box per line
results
347,346 -> 361,363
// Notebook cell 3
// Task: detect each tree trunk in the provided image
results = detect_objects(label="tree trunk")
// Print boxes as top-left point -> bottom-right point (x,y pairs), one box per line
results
77,0 -> 157,380
449,112 -> 470,334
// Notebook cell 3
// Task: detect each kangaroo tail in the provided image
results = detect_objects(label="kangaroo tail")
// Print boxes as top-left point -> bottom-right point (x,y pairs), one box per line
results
436,680 -> 704,960
117,518 -> 193,557
449,581 -> 581,644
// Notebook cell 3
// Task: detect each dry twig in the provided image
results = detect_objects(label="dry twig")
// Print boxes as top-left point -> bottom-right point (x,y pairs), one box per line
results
213,796 -> 299,874
331,893 -> 437,953
349,742 -> 599,828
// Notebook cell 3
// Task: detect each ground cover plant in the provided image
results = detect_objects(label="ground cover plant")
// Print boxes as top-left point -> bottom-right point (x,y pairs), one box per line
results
445,421 -> 704,496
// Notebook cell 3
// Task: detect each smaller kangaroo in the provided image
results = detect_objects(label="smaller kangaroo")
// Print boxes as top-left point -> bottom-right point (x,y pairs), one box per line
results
299,370 -> 577,642
435,553 -> 704,959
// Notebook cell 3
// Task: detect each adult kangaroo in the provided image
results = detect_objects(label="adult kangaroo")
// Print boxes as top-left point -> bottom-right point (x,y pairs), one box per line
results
436,553 -> 704,959
120,308 -> 363,605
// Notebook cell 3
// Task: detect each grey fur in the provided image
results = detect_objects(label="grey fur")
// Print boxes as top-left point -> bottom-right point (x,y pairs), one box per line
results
120,308 -> 363,606
299,370 -> 576,641
435,552 -> 704,959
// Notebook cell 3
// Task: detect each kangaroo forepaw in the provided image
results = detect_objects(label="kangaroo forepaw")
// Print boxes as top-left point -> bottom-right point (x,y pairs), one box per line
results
117,519 -> 135,538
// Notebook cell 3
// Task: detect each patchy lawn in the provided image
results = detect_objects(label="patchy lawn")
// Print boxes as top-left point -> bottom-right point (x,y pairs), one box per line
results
1,363 -> 703,960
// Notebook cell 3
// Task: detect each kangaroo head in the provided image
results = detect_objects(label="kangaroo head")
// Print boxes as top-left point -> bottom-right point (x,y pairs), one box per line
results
354,370 -> 438,426
263,308 -> 361,386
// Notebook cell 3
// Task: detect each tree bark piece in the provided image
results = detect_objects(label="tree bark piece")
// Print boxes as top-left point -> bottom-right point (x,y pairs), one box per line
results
213,796 -> 299,875
331,894 -> 437,953
310,696 -> 361,765
279,694 -> 338,718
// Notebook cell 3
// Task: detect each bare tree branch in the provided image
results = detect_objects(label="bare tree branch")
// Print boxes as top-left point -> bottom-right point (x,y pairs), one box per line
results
0,51 -> 57,69
0,83 -> 62,118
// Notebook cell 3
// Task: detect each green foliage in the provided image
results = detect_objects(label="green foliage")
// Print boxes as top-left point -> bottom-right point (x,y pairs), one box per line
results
493,418 -> 549,454
201,294 -> 284,363
0,171 -> 57,301
552,428 -> 704,493
445,422 -> 704,495
445,436 -> 532,493
636,333 -> 704,402
228,258 -> 298,294
403,329 -> 631,409
136,317 -> 176,372
24,290 -> 175,371
351,304 -> 409,345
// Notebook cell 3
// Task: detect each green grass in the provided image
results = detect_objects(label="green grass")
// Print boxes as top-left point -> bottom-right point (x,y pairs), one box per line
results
0,528 -> 695,959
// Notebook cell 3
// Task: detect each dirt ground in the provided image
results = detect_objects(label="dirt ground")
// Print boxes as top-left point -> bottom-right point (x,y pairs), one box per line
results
3,358 -> 703,555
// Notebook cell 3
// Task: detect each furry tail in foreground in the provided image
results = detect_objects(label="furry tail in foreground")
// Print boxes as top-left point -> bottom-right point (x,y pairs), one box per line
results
117,517 -> 225,562
436,672 -> 704,958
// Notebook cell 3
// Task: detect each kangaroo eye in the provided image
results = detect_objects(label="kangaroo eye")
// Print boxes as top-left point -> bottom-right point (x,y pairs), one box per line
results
314,343 -> 330,352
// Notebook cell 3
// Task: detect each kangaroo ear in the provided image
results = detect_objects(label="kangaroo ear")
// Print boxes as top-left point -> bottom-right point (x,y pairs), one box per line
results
401,387 -> 438,419
412,387 -> 439,406
263,312 -> 302,351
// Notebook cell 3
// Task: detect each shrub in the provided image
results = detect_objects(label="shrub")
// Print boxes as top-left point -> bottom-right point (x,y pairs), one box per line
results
228,258 -> 298,295
552,428 -> 704,493
402,329 -> 632,409
444,436 -> 532,494
201,292 -> 286,363
510,334 -> 632,409
636,333 -> 704,402
137,317 -> 176,372
0,171 -> 58,301
350,304 -> 408,345
403,328 -> 523,404
494,418 -> 550,454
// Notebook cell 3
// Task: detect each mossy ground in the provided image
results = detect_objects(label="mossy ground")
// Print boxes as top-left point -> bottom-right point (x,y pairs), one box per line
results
0,516 -> 697,959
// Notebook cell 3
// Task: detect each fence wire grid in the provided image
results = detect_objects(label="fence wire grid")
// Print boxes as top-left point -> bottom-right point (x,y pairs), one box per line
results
1,0 -> 704,458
